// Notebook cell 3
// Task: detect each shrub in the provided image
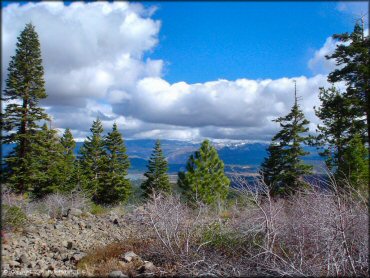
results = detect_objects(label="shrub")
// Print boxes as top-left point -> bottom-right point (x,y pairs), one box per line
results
202,221 -> 244,251
2,205 -> 27,231
90,203 -> 108,215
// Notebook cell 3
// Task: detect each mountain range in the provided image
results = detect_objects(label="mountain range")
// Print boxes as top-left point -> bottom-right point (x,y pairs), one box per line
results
2,139 -> 324,175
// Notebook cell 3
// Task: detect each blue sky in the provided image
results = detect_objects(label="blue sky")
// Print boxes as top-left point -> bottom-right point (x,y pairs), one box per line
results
2,1 -> 369,141
144,1 -> 365,83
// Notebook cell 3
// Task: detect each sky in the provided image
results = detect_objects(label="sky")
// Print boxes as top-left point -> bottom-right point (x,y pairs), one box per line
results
1,1 -> 369,142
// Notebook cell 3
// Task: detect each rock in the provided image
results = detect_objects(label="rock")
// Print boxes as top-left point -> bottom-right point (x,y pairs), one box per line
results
9,260 -> 21,267
121,251 -> 138,262
138,261 -> 156,274
70,252 -> 86,262
143,261 -> 156,272
109,270 -> 128,277
54,224 -> 63,230
69,208 -> 83,217
18,254 -> 29,264
63,241 -> 73,249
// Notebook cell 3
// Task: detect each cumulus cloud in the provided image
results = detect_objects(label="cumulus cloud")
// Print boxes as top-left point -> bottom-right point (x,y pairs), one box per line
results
308,37 -> 338,75
2,1 -> 162,107
2,2 -> 334,142
112,75 -> 328,137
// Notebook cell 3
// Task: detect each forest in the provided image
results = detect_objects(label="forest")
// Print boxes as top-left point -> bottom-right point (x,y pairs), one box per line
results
1,18 -> 369,277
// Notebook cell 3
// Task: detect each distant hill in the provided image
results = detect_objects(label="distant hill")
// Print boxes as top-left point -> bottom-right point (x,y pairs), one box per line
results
2,139 -> 324,174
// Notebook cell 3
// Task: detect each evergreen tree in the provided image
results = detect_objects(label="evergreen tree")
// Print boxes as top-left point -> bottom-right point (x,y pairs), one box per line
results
2,23 -> 49,193
314,86 -> 356,171
141,140 -> 171,197
79,118 -> 106,200
326,21 -> 369,141
29,124 -> 65,198
261,82 -> 312,195
98,123 -> 131,204
260,143 -> 285,188
326,20 -> 370,185
59,128 -> 76,192
339,134 -> 369,193
178,139 -> 230,204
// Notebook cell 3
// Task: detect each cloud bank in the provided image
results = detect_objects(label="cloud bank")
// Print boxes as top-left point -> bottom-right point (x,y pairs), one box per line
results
2,2 -> 341,142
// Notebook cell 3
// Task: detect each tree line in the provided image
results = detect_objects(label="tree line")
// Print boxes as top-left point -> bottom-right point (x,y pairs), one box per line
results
1,21 -> 368,205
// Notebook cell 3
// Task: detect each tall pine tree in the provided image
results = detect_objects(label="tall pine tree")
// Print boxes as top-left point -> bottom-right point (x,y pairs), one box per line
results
261,82 -> 312,195
29,123 -> 65,198
324,20 -> 370,188
98,123 -> 131,204
2,23 -> 49,193
339,134 -> 369,193
178,139 -> 230,204
326,21 -> 369,143
314,86 -> 356,171
59,128 -> 76,193
79,118 -> 106,200
141,140 -> 171,197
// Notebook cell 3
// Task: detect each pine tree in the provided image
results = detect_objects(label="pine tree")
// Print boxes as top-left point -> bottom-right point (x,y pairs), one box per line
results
98,123 -> 131,204
79,118 -> 106,200
261,82 -> 312,195
178,139 -> 230,204
326,21 -> 369,140
29,124 -> 65,198
260,143 -> 285,188
326,20 -> 370,186
59,128 -> 76,193
314,86 -> 356,171
2,23 -> 49,193
339,134 -> 369,193
141,140 -> 171,197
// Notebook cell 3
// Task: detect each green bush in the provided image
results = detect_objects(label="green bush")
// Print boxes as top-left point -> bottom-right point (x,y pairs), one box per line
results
2,205 -> 27,230
202,221 -> 244,251
90,203 -> 108,215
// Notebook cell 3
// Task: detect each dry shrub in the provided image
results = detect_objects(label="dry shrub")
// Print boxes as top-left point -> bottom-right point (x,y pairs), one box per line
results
234,174 -> 369,277
34,191 -> 91,218
77,239 -> 161,277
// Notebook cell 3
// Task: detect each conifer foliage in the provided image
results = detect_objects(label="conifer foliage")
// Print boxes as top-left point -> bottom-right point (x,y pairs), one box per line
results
59,128 -> 77,192
79,118 -> 106,199
141,140 -> 171,197
261,83 -> 312,195
318,21 -> 370,189
2,23 -> 49,193
99,123 -> 131,204
178,140 -> 230,204
29,124 -> 65,198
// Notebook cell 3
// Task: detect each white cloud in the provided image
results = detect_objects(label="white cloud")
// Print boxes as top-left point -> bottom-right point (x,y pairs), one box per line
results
2,1 -> 162,106
308,37 -> 338,75
2,2 -> 335,142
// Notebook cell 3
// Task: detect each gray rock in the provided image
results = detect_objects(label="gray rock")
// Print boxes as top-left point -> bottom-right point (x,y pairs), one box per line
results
9,260 -> 21,267
18,254 -> 28,264
109,270 -> 128,277
143,261 -> 156,272
121,251 -> 138,262
69,208 -> 82,217
70,252 -> 86,262
63,241 -> 73,249
54,224 -> 63,229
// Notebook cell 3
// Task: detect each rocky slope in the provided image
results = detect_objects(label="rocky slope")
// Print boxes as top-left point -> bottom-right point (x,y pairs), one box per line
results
1,208 -> 148,277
